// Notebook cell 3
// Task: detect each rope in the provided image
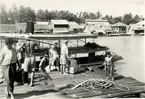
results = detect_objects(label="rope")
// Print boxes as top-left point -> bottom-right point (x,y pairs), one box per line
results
71,73 -> 130,92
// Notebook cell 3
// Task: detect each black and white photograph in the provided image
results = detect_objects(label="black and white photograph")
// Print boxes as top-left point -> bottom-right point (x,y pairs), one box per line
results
0,0 -> 144,99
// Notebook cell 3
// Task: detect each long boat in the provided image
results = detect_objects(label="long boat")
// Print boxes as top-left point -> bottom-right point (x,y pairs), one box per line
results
0,33 -> 123,72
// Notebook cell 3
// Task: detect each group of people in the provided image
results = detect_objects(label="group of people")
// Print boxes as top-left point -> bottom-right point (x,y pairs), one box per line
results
39,41 -> 70,74
0,37 -> 115,99
0,37 -> 70,99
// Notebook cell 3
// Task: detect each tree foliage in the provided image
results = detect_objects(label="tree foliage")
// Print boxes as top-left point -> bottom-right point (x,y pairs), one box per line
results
0,4 -> 143,24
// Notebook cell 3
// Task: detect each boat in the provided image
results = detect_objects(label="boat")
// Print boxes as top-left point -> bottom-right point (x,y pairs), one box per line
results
0,33 -> 123,73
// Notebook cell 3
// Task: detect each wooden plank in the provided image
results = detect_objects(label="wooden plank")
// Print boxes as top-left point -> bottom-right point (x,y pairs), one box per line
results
68,81 -> 144,96
66,79 -> 144,97
100,88 -> 145,98
70,86 -> 144,98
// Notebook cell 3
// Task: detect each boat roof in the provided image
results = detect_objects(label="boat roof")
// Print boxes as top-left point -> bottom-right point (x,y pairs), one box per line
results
0,33 -> 98,40
29,33 -> 97,40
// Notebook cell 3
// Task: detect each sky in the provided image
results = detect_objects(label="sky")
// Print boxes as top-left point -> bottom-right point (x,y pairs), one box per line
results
1,0 -> 145,17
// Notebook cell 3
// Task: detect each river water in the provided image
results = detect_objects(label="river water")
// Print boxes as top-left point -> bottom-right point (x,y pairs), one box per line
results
95,36 -> 145,83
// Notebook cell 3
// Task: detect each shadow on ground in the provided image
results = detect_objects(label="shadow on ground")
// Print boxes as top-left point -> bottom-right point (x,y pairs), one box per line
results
14,88 -> 59,99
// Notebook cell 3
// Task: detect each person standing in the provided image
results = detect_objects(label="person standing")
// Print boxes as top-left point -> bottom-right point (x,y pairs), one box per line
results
0,37 -> 20,99
104,52 -> 114,81
60,41 -> 69,74
54,42 -> 60,71
49,44 -> 59,72
39,53 -> 53,81
19,40 -> 41,86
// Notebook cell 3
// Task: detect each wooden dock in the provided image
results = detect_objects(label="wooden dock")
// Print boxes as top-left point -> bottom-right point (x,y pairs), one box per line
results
49,68 -> 145,98
0,68 -> 145,98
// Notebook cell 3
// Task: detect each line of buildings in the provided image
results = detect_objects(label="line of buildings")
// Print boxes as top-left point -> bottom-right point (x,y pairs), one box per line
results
0,19 -> 144,35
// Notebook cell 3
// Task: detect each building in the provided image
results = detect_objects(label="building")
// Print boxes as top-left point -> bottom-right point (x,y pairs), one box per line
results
49,20 -> 69,34
111,22 -> 127,34
15,23 -> 26,33
69,21 -> 85,33
84,19 -> 113,35
0,24 -> 17,33
16,22 -> 51,34
128,20 -> 145,34
35,22 -> 51,34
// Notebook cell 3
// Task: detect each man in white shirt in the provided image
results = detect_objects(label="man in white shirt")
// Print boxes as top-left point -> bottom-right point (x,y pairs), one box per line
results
49,44 -> 59,72
60,41 -> 69,74
0,37 -> 20,99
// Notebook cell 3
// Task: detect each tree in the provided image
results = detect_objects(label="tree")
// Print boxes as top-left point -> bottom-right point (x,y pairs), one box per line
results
9,4 -> 19,24
134,15 -> 141,23
122,13 -> 134,25
0,3 -> 9,23
96,11 -> 102,19
112,16 -> 122,24
18,6 -> 36,22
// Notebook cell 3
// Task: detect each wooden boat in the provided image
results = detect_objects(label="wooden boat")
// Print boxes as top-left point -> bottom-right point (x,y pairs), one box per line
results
0,33 -> 123,71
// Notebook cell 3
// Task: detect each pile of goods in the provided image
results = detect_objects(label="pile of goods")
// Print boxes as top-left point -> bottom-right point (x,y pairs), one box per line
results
84,42 -> 107,49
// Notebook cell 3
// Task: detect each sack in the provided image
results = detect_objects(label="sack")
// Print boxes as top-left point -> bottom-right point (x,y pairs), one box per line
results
69,59 -> 80,74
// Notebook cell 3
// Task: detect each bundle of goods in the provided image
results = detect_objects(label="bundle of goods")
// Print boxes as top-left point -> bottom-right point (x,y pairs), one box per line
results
84,42 -> 107,49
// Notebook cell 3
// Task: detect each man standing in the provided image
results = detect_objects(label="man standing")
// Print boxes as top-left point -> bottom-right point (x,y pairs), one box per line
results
60,41 -> 69,74
0,37 -> 20,99
19,40 -> 41,86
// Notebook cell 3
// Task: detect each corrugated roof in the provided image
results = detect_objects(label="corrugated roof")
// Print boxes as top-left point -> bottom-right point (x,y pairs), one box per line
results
111,22 -> 127,27
51,20 -> 69,25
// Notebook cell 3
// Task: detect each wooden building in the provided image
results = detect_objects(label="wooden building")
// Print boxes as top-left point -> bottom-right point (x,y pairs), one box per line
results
128,20 -> 145,35
35,22 -> 51,34
111,22 -> 127,34
49,20 -> 69,34
84,19 -> 113,35
69,21 -> 85,33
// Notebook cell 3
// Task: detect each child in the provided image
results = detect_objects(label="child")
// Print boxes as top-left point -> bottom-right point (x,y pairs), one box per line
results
104,52 -> 114,81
